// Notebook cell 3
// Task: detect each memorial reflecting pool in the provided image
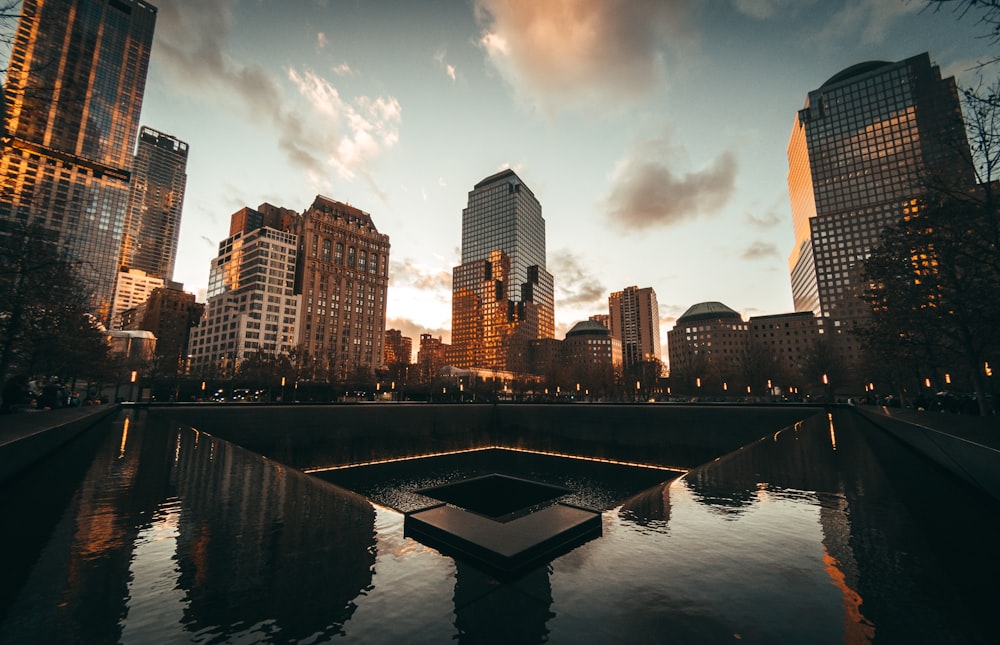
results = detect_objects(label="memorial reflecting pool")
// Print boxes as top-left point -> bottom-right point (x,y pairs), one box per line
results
1,407 -> 998,643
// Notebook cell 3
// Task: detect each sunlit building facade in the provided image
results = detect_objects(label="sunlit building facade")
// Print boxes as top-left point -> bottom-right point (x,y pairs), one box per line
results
111,266 -> 163,326
188,211 -> 300,376
121,126 -> 188,281
609,286 -> 662,372
384,330 -> 412,366
450,169 -> 555,373
294,196 -> 390,380
787,53 -> 971,351
0,0 -> 157,323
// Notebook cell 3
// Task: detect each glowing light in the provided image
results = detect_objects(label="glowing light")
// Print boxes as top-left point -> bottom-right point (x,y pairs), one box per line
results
822,373 -> 829,385
118,417 -> 130,459
827,412 -> 837,451
304,446 -> 687,474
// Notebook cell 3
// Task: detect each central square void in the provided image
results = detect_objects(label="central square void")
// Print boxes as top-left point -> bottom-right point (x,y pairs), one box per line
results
417,474 -> 572,519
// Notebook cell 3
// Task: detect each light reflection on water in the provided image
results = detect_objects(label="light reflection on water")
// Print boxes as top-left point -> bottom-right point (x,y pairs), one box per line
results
0,408 -> 998,643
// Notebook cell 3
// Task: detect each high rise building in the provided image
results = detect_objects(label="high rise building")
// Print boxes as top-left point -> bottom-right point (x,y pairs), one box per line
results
787,53 -> 972,346
609,286 -> 661,372
0,0 -> 157,322
293,196 -> 390,381
121,126 -> 188,281
450,169 -> 554,373
187,208 -> 300,376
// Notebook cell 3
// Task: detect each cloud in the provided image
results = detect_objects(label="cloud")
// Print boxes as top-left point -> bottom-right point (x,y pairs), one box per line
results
434,49 -> 458,82
815,0 -> 918,45
731,0 -> 806,20
389,258 -> 452,292
605,132 -> 738,229
474,0 -> 695,111
331,62 -> 357,77
745,198 -> 785,229
317,32 -> 328,49
740,240 -> 779,260
152,0 -> 399,195
549,249 -> 607,308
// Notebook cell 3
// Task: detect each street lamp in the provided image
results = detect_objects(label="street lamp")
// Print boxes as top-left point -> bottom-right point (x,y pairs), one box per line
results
130,370 -> 138,402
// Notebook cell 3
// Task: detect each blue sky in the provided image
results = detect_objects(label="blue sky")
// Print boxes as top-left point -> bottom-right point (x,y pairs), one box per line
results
138,0 -> 990,354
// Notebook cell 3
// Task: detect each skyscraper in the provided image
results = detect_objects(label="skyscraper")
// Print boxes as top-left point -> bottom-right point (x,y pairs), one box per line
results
609,285 -> 661,372
787,53 -> 972,328
293,196 -> 390,380
450,169 -> 554,373
0,0 -> 157,322
121,126 -> 188,281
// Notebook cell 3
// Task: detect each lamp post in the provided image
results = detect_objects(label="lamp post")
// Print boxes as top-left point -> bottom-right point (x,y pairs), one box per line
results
130,370 -> 138,403
281,376 -> 286,402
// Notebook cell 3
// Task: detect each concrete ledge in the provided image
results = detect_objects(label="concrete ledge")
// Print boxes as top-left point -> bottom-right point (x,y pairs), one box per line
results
0,405 -> 120,484
405,502 -> 601,580
854,407 -> 1000,502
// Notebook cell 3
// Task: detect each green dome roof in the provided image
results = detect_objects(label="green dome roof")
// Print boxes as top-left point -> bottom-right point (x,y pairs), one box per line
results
676,302 -> 742,324
566,320 -> 611,338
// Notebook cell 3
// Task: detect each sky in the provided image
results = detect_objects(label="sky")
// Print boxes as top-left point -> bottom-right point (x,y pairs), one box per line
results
137,0 -> 991,360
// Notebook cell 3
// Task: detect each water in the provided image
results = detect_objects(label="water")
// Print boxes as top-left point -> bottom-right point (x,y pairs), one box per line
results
1,409 -> 997,643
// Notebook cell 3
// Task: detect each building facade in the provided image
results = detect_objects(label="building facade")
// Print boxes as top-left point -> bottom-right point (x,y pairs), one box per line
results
416,334 -> 448,383
0,0 -> 157,322
384,329 -> 412,366
609,286 -> 662,373
121,126 -> 188,281
188,214 -> 300,376
786,53 -> 972,372
121,285 -> 203,372
450,170 -> 555,373
293,196 -> 390,381
111,266 -> 163,326
667,302 -> 748,390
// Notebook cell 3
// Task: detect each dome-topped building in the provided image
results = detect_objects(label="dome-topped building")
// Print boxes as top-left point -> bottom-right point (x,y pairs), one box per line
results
676,302 -> 742,325
667,302 -> 748,386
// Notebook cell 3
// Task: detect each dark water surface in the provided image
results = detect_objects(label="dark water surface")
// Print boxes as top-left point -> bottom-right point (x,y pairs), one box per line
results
1,408 -> 997,643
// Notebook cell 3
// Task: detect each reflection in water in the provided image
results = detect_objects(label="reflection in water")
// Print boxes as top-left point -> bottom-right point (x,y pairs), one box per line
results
3,408 -> 999,643
0,410 -> 376,644
453,563 -> 554,644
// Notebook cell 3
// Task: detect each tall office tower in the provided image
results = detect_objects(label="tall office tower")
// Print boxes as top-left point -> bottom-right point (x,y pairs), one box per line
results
609,285 -> 662,372
293,196 -> 390,380
121,127 -> 188,280
450,169 -> 554,372
0,0 -> 157,322
787,53 -> 972,329
187,207 -> 300,376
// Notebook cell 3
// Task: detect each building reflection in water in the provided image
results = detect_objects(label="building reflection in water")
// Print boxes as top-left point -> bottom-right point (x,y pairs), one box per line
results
3,407 -> 1000,643
680,409 -> 1000,643
0,410 -> 375,643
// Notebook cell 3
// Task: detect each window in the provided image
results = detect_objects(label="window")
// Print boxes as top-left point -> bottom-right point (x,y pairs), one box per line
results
321,239 -> 331,262
335,242 -> 344,264
348,246 -> 356,268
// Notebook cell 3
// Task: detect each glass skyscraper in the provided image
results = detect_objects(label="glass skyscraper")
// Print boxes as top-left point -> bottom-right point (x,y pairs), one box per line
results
122,126 -> 188,282
450,169 -> 555,372
0,0 -> 157,322
786,53 -> 971,353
